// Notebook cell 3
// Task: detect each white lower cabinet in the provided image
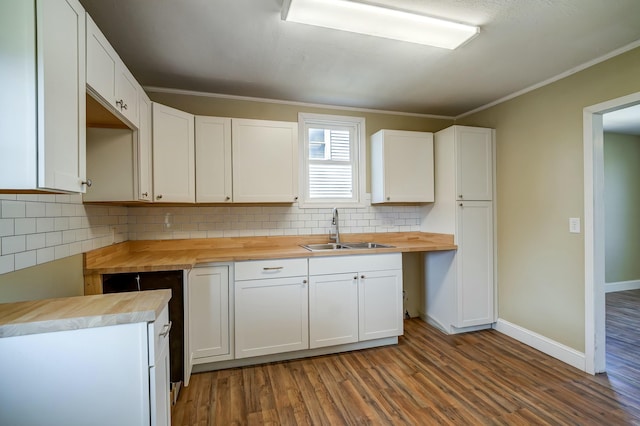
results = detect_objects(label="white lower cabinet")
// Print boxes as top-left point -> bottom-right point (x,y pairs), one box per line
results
0,303 -> 171,426
187,265 -> 231,367
309,254 -> 403,345
234,259 -> 309,359
309,272 -> 359,348
149,305 -> 172,426
186,255 -> 403,373
358,268 -> 404,341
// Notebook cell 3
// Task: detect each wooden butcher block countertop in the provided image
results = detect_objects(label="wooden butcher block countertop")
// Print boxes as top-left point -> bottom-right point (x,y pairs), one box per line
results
84,232 -> 456,275
0,289 -> 171,338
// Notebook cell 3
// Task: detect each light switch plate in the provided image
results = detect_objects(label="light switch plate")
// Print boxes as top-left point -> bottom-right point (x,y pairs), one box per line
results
569,217 -> 581,233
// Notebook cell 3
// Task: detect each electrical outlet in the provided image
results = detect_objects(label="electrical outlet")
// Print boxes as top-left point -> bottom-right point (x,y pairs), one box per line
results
569,217 -> 581,234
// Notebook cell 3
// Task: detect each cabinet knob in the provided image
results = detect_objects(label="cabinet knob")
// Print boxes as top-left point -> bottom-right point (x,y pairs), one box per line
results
354,276 -> 358,280
458,195 -> 463,199
302,279 -> 308,284
459,203 -> 463,207
82,179 -> 92,188
156,194 -> 163,200
294,196 -> 299,201
361,275 -> 365,279
142,192 -> 148,197
115,99 -> 128,110
386,197 -> 391,201
225,196 -> 231,201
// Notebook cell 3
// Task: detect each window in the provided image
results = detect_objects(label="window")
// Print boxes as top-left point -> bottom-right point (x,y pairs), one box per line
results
298,113 -> 365,207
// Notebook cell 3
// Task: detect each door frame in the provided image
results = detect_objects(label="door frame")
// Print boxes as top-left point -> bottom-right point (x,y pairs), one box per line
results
583,91 -> 640,374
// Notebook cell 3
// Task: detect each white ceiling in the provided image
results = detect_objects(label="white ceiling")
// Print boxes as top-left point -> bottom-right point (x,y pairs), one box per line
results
79,0 -> 640,118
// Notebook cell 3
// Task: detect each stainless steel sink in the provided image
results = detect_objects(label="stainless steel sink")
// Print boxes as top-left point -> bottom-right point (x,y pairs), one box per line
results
301,243 -> 352,251
342,242 -> 394,249
301,242 -> 395,251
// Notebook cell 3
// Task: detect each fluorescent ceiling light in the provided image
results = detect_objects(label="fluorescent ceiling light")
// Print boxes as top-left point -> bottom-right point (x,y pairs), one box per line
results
282,0 -> 479,50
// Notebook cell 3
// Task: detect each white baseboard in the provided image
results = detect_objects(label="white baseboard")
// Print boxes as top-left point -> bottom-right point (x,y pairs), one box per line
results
493,318 -> 586,372
605,279 -> 640,293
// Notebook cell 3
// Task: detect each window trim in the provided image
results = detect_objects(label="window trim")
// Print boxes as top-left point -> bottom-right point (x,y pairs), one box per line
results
298,112 -> 366,208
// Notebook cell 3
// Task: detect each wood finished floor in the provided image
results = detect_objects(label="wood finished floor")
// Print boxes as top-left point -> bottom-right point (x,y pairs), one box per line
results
173,291 -> 640,425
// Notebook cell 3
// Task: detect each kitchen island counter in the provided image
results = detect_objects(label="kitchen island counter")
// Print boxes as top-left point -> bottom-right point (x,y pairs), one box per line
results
0,289 -> 171,337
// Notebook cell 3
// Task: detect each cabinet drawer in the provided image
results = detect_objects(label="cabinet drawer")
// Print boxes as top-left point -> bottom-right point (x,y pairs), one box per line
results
235,258 -> 307,281
148,304 -> 170,365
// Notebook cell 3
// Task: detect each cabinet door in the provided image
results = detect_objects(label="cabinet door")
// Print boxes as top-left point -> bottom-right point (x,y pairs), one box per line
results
371,130 -> 434,203
86,14 -> 116,111
38,0 -> 86,192
358,269 -> 403,341
188,266 -> 230,361
455,126 -> 493,201
232,119 -> 298,202
115,66 -> 139,127
235,276 -> 308,358
152,103 -> 195,202
195,116 -> 232,202
150,335 -> 171,426
309,273 -> 359,348
456,201 -> 494,327
150,345 -> 171,426
137,91 -> 153,201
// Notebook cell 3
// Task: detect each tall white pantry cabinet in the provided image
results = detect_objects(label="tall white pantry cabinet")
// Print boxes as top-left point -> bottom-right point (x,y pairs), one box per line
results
422,125 -> 496,334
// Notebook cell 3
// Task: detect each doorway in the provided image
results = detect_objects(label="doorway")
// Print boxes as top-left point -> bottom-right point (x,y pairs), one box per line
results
583,91 -> 640,374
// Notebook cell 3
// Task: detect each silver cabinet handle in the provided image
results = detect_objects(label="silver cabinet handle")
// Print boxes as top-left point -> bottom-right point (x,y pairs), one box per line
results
82,179 -> 92,188
159,321 -> 172,338
263,266 -> 284,271
116,99 -> 128,110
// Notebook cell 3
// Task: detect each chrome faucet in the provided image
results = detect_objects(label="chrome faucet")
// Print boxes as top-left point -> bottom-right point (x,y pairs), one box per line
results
329,207 -> 340,244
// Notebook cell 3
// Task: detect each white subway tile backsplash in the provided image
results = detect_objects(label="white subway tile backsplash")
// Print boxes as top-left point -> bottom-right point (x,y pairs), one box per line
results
2,201 -> 26,218
14,218 -> 36,235
36,247 -> 55,264
1,191 -> 422,275
15,250 -> 37,270
26,202 -> 46,217
36,218 -> 55,233
0,219 -> 14,237
0,254 -> 14,274
2,235 -> 26,255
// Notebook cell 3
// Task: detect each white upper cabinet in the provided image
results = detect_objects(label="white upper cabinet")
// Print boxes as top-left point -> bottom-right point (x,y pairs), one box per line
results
152,103 -> 195,203
453,126 -> 493,201
0,0 -> 87,193
84,91 -> 153,203
86,14 -> 139,127
195,116 -> 233,203
137,90 -> 153,201
371,129 -> 434,203
232,119 -> 299,203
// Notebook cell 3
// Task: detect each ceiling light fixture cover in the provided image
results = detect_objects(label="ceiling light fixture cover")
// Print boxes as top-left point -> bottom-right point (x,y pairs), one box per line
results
281,0 -> 479,49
